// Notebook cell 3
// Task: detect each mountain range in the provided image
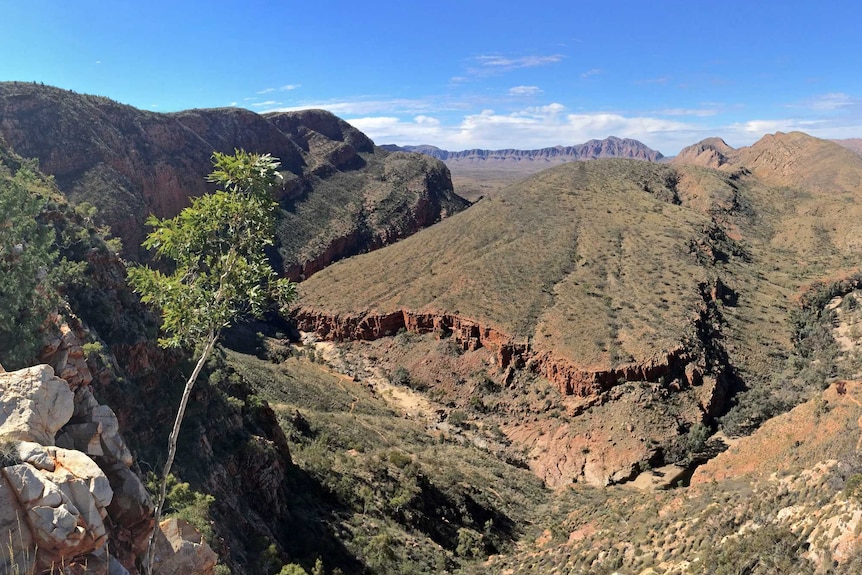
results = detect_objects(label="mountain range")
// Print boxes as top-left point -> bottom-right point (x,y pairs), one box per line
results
381,136 -> 664,163
0,82 -> 467,277
383,137 -> 664,202
2,83 -> 862,574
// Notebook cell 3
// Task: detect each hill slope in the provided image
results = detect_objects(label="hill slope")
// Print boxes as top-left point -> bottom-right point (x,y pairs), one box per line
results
295,132 -> 862,487
0,82 -> 468,275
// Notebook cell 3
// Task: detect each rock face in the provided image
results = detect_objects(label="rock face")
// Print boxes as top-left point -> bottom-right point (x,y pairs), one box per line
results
150,519 -> 217,575
0,82 -> 469,274
0,366 -> 119,573
673,137 -> 735,168
294,302 -> 729,489
1,318 -> 156,573
384,136 -> 664,163
0,365 -> 73,446
293,308 -> 719,402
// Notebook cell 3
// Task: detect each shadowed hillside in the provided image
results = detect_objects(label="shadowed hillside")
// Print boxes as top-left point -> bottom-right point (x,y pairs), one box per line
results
0,82 -> 469,275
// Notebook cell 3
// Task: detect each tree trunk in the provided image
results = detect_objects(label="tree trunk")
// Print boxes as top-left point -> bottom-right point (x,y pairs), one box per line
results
144,331 -> 217,575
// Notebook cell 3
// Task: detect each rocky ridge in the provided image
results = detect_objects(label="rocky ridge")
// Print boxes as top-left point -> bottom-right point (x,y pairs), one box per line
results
383,136 -> 664,163
291,158 -> 747,487
0,311 -> 225,574
0,82 -> 468,275
294,304 -> 723,406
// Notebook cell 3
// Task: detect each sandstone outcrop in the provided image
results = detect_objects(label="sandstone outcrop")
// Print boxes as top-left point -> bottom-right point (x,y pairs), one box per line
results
293,308 -> 721,406
150,518 -> 217,575
1,356 -> 154,573
0,365 -> 73,446
673,137 -> 735,168
1,366 -> 114,573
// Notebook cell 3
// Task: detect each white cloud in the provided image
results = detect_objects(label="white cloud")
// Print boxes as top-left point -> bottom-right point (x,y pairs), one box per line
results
580,68 -> 602,79
251,92 -> 862,155
345,105 -> 698,153
257,84 -> 301,95
508,85 -> 543,96
349,115 -> 446,145
729,119 -> 800,134
251,100 -> 281,108
795,92 -> 861,111
473,54 -> 563,70
263,97 -> 440,116
520,103 -> 567,116
658,107 -> 719,117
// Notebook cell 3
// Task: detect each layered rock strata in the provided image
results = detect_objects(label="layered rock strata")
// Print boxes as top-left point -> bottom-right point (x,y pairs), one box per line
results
0,82 -> 469,275
294,304 -> 725,410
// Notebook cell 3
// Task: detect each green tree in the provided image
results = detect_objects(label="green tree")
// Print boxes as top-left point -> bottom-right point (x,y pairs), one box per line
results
0,167 -> 58,368
128,150 -> 296,573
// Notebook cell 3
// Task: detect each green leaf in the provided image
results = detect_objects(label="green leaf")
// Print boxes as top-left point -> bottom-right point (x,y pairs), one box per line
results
129,150 -> 296,351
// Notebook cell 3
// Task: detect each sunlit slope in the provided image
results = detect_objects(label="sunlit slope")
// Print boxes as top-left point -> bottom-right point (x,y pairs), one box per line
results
297,159 -> 716,368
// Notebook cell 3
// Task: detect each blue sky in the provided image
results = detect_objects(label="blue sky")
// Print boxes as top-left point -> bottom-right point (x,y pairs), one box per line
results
1,1 -> 860,154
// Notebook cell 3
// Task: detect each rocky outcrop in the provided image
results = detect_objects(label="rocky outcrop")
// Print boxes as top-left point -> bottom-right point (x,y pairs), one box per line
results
0,314 -> 156,573
150,519 -> 217,575
294,307 -> 723,409
0,366 -> 117,573
283,151 -> 466,280
673,137 -> 735,168
384,136 -> 664,163
37,315 -> 157,573
0,365 -> 73,446
0,441 -> 114,574
0,82 -> 469,274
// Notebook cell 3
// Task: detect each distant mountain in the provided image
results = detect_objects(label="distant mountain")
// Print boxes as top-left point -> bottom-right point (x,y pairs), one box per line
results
382,137 -> 664,201
382,136 -> 664,163
833,138 -> 862,155
675,131 -> 862,196
0,82 -> 468,277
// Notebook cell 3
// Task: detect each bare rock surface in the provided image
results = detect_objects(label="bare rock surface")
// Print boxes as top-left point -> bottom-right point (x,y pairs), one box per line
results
0,361 -> 154,574
0,442 -> 112,573
0,365 -> 73,445
150,519 -> 217,575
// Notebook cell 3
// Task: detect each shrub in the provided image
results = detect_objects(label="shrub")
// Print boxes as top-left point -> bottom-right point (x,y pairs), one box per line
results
391,366 -> 411,387
448,410 -> 468,428
456,527 -> 485,558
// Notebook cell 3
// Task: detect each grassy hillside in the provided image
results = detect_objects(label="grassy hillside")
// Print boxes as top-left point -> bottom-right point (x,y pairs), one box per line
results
208,346 -> 549,574
293,132 -> 862,494
298,159 -> 715,368
474,377 -> 862,574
